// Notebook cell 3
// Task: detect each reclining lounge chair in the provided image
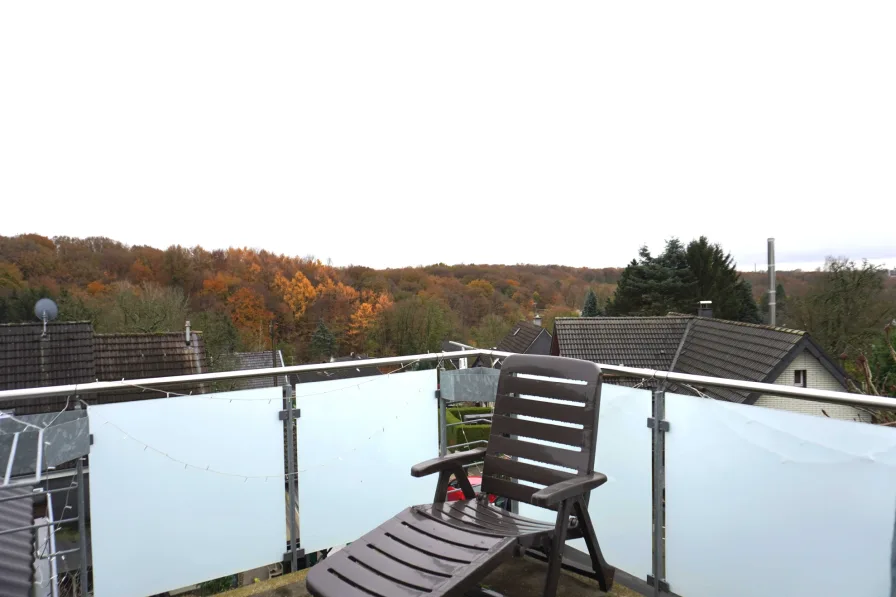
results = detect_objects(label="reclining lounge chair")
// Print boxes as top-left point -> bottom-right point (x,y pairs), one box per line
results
307,354 -> 615,597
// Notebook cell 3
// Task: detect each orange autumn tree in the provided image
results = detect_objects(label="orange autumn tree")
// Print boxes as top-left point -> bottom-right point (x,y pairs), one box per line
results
227,287 -> 271,350
201,272 -> 241,302
86,280 -> 109,296
128,259 -> 154,284
273,271 -> 317,320
347,292 -> 393,353
311,278 -> 360,347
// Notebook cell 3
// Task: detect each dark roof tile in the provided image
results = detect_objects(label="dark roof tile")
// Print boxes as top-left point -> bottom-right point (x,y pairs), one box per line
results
673,318 -> 803,402
0,325 -> 209,414
554,315 -> 828,404
0,322 -> 96,414
92,332 -> 209,403
291,355 -> 383,385
495,321 -> 550,354
215,351 -> 288,391
553,317 -> 690,370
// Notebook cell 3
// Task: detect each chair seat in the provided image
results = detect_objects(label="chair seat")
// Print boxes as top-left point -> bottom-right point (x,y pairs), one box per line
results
306,501 -> 555,597
418,500 -> 554,538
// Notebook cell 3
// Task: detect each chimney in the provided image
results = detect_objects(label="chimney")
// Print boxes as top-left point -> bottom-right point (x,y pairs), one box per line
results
768,238 -> 776,326
185,320 -> 191,345
532,313 -> 542,327
697,300 -> 713,318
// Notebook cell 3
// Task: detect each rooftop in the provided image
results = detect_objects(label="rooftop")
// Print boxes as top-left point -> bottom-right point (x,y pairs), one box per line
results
290,354 -> 382,384
215,351 -> 288,391
0,322 -> 208,413
552,315 -> 846,403
495,321 -> 549,354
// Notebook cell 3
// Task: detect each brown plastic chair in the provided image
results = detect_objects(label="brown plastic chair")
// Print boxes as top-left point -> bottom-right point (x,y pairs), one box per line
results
306,354 -> 615,597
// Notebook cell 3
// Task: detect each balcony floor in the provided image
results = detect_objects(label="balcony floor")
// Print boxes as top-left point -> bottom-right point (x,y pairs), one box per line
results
215,556 -> 643,597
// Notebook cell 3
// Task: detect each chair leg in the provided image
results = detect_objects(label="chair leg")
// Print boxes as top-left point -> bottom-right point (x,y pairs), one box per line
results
573,496 -> 615,592
434,465 -> 476,503
543,499 -> 572,597
434,470 -> 452,502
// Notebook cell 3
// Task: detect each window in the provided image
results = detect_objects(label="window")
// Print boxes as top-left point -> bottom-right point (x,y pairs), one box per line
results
794,370 -> 807,387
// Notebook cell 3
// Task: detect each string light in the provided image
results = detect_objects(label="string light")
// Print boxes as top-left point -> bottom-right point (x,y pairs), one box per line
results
682,383 -> 711,399
1,394 -> 73,434
90,360 -> 429,479
124,358 -> 422,401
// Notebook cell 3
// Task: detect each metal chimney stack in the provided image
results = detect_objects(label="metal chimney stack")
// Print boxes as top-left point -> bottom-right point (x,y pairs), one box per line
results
767,238 -> 776,327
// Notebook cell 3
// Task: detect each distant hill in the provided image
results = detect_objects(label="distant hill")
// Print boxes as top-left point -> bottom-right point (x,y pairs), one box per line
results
2,234 -> 889,361
0,234 -> 620,360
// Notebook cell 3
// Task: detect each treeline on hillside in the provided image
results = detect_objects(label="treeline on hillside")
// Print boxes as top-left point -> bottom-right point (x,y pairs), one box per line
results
3,234 -> 891,397
0,234 -> 621,364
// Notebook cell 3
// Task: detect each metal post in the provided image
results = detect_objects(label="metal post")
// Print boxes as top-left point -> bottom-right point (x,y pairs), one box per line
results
3,432 -> 19,485
271,321 -> 277,388
768,238 -> 776,327
35,428 -> 44,483
284,385 -> 298,572
76,457 -> 88,597
46,492 -> 60,597
651,390 -> 667,596
438,396 -> 447,458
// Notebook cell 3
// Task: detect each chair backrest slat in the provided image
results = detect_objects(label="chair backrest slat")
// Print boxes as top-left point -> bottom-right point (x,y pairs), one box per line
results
481,354 -> 603,509
481,476 -> 539,505
493,395 -> 592,426
486,435 -> 583,471
483,455 -> 576,487
490,415 -> 584,448
501,375 -> 589,403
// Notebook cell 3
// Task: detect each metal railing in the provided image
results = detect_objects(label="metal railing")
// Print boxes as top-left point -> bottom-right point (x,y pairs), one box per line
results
2,348 -> 895,597
2,348 -> 893,410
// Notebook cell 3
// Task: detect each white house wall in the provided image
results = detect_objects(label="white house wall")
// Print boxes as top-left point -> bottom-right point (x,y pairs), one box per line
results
754,350 -> 871,422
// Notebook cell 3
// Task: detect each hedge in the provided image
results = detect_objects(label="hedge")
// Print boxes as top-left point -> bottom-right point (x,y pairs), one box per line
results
446,407 -> 492,450
448,406 -> 493,422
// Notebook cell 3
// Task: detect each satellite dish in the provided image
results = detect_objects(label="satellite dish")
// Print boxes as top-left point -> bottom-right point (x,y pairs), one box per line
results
34,298 -> 59,322
35,298 -> 59,338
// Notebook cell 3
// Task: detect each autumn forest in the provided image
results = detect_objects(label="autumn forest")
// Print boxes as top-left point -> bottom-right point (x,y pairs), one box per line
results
0,234 -> 889,374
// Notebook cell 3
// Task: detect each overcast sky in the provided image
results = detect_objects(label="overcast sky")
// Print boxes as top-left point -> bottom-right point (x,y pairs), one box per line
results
1,2 -> 893,272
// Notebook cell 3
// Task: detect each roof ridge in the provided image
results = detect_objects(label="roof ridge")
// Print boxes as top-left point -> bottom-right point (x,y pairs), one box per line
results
691,316 -> 805,335
667,318 -> 695,375
555,315 -> 805,335
555,316 -> 693,321
94,331 -> 203,337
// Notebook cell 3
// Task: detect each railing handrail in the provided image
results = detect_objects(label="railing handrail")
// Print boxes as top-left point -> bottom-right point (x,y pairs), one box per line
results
1,348 -> 894,412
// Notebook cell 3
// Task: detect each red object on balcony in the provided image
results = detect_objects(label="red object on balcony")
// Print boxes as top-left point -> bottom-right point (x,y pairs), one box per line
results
446,476 -> 498,503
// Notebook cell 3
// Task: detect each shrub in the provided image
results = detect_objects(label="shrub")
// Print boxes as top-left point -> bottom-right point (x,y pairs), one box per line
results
446,408 -> 491,449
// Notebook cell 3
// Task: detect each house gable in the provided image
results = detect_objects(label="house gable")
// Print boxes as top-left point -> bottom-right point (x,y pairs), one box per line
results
752,348 -> 869,422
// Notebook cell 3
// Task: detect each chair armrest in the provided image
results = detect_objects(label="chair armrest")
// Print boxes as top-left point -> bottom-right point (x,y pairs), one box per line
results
411,447 -> 488,478
530,472 -> 607,508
